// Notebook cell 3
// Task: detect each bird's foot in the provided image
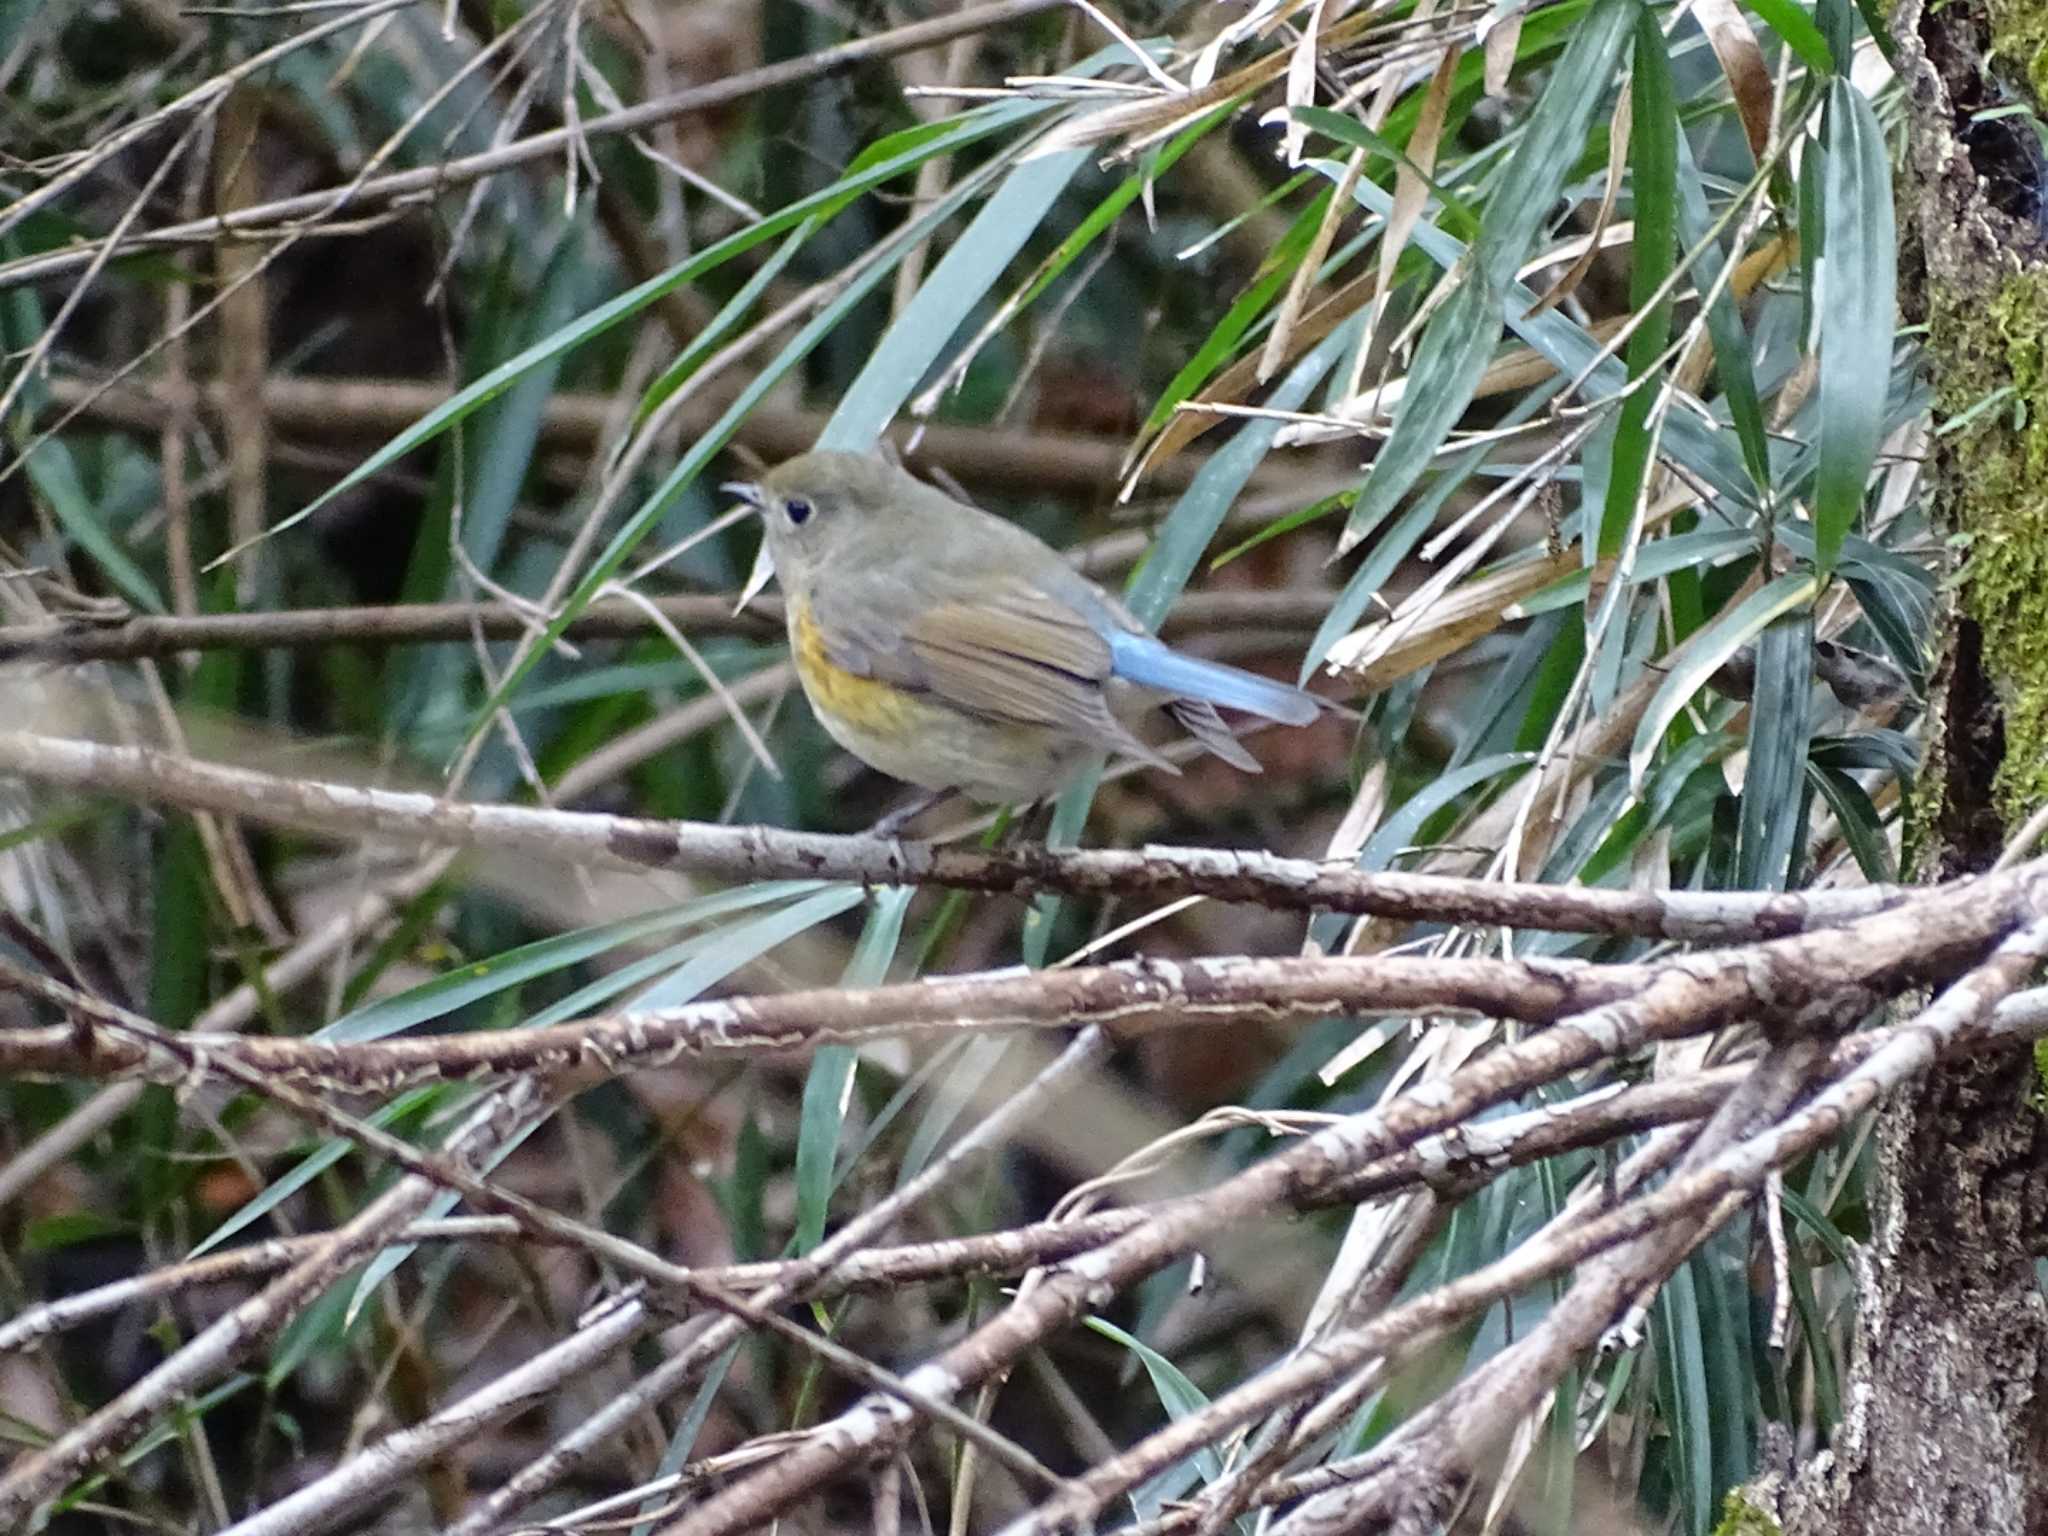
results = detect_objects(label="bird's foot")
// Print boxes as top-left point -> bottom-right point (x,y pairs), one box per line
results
863,787 -> 957,840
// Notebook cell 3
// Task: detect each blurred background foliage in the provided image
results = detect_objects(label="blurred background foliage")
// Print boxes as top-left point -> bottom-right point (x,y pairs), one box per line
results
0,0 -> 1937,1528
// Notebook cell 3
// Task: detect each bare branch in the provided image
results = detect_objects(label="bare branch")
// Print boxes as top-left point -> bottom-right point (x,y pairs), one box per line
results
641,875 -> 2048,1536
0,732 -> 1938,936
0,589 -> 1329,665
43,371 -> 1329,497
0,949 -> 1664,1087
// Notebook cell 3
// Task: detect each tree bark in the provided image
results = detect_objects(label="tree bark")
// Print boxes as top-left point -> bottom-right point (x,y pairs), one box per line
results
1768,0 -> 2048,1527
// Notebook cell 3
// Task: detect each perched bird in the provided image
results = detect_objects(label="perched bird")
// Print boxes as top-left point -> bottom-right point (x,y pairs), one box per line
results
725,450 -> 1324,815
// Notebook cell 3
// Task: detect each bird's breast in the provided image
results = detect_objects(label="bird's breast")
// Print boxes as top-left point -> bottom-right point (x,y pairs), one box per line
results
788,597 -> 919,737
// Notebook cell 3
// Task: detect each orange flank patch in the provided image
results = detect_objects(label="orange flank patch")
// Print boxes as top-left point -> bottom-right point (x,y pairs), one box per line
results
790,598 -> 919,737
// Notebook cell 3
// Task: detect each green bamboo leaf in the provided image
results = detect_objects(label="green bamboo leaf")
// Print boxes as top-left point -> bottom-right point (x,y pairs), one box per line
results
1629,571 -> 1818,790
1593,7 -> 1679,561
188,1085 -> 449,1258
894,1036 -> 1013,1187
1338,267 -> 1501,555
1473,0 -> 1635,289
1082,1316 -> 1224,1514
1741,0 -> 1835,74
821,146 -> 1092,449
1305,491 -> 1445,675
1210,488 -> 1353,569
1651,1260 -> 1715,1536
1129,316 -> 1364,626
909,103 -> 1235,433
1693,1239 -> 1761,1501
521,885 -> 839,1028
1321,165 -> 1755,508
1579,731 -> 1732,884
1288,105 -> 1481,233
1514,529 -> 1758,614
1812,79 -> 1895,576
318,884 -> 826,1044
1337,0 -> 1658,551
1673,131 -> 1772,491
1781,1179 -> 1857,1266
1307,370 -> 1572,676
1817,0 -> 1855,72
1446,610 -> 1573,767
637,222 -> 814,423
1736,611 -> 1815,889
20,439 -> 164,613
347,1104 -> 550,1326
1779,1221 -> 1843,1427
1359,751 -> 1534,870
1136,179 -> 1329,439
1809,761 -> 1893,880
632,1343 -> 742,1536
1810,727 -> 1918,778
461,221 -> 596,577
814,39 -> 1184,450
1539,771 -> 1636,883
629,886 -> 865,1009
795,887 -> 912,1253
1002,104 -> 1233,318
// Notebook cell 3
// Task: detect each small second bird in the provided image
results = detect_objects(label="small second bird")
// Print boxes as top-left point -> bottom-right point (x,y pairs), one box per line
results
726,451 -> 1323,806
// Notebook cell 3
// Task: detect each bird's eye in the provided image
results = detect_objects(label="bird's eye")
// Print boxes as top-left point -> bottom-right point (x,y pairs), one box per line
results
785,497 -> 813,527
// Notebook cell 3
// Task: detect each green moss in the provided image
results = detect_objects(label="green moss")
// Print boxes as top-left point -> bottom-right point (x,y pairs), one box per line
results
1712,1492 -> 1783,1536
1986,0 -> 2048,104
1934,267 -> 2048,816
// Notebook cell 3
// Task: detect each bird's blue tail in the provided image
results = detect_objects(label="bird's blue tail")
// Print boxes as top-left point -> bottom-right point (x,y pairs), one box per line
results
1108,632 -> 1320,725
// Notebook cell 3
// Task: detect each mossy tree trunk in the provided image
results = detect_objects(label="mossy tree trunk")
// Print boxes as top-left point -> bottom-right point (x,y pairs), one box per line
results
1772,0 -> 2048,1528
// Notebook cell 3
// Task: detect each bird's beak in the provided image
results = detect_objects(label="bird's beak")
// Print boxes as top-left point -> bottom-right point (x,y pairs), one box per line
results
722,480 -> 763,509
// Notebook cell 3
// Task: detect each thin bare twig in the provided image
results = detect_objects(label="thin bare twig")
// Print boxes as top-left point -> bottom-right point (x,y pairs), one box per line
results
0,731 -> 1938,937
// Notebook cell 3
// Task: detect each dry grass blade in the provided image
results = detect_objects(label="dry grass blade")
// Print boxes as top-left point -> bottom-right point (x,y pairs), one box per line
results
1523,80 -> 1633,318
1323,547 -> 1575,688
1689,0 -> 1774,157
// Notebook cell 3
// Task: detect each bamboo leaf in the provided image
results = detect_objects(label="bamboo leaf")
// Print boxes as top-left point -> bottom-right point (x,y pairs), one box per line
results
1809,761 -> 1893,880
346,886 -> 863,1317
318,885 -> 827,1043
21,439 -> 165,614
1673,130 -> 1772,491
822,148 -> 1092,448
1338,267 -> 1501,555
1083,1316 -> 1224,1514
1359,752 -> 1534,870
1741,0 -> 1834,75
1735,611 -> 1815,889
1812,79 -> 1895,576
1629,571 -> 1818,791
795,888 -> 912,1252
1592,7 -> 1678,561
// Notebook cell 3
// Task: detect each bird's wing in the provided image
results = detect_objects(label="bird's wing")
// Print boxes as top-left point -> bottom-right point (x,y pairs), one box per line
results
811,577 -> 1171,768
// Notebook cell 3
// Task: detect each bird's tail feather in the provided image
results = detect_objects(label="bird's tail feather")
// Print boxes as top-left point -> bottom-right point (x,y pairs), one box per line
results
1109,633 -> 1321,725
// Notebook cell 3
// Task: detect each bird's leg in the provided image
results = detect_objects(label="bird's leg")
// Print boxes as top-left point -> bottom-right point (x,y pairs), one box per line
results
1007,797 -> 1059,846
863,786 -> 957,840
